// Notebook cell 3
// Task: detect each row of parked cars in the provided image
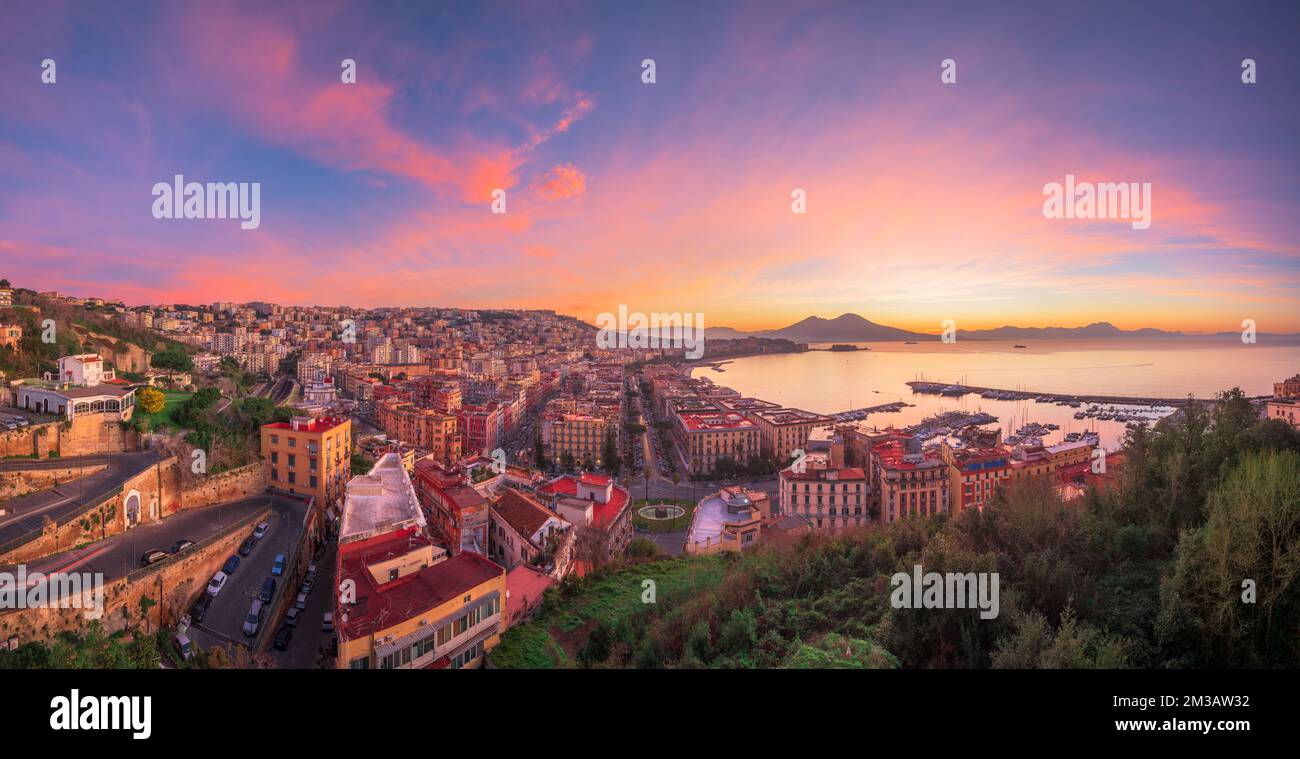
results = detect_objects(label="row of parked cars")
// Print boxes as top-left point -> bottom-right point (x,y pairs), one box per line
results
270,562 -> 325,650
1,413 -> 31,431
184,521 -> 269,629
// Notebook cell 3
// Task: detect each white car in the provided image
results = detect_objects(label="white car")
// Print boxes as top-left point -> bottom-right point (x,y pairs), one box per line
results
207,571 -> 228,596
253,522 -> 270,541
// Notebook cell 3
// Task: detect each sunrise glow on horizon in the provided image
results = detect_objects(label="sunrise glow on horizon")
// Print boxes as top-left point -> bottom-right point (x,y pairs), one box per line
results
2,1 -> 1297,332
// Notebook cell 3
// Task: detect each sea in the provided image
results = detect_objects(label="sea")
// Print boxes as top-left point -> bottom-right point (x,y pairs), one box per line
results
691,338 -> 1300,450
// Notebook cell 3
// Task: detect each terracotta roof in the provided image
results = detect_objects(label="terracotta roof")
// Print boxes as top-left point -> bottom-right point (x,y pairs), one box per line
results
338,531 -> 503,640
493,489 -> 557,539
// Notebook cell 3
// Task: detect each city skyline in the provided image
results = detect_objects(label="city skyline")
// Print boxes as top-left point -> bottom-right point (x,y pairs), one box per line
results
2,0 -> 1298,332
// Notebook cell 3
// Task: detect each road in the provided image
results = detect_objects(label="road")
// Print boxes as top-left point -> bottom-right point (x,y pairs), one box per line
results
0,452 -> 162,548
180,494 -> 313,656
267,538 -> 336,668
2,495 -> 292,582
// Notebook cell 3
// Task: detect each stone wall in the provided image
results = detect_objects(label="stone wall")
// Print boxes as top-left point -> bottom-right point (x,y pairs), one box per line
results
177,461 -> 269,514
1,457 -> 180,564
0,412 -> 136,459
2,459 -> 269,565
0,507 -> 270,646
0,462 -> 109,501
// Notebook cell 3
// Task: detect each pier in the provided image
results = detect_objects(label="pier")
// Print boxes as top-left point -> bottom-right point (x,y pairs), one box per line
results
831,401 -> 911,422
904,381 -> 1233,407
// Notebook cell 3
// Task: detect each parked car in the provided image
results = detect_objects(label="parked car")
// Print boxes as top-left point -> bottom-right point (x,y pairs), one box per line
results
140,549 -> 169,566
170,539 -> 196,553
172,633 -> 194,661
253,522 -> 270,541
294,592 -> 307,611
322,612 -> 334,632
207,571 -> 228,596
285,607 -> 302,627
190,594 -> 212,623
272,623 -> 294,651
242,599 -> 264,636
259,577 -> 277,603
300,575 -> 315,595
238,537 -> 255,556
272,554 -> 286,576
223,555 -> 240,575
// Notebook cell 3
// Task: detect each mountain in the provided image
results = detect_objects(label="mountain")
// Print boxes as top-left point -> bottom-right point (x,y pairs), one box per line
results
955,322 -> 1185,340
756,313 -> 934,342
702,315 -> 1283,342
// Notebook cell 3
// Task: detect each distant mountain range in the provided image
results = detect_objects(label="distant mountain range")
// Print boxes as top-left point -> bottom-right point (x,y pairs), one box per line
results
703,313 -> 1299,342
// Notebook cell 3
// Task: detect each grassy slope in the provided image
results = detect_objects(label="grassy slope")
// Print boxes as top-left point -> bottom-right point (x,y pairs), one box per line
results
491,556 -> 726,669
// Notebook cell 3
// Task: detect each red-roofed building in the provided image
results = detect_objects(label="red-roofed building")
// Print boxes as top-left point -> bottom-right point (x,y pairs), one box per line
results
537,473 -> 633,562
412,455 -> 490,555
260,415 -> 352,510
336,456 -> 507,670
489,488 -> 574,577
870,436 -> 949,523
940,442 -> 1010,514
778,464 -> 869,530
505,564 -> 556,627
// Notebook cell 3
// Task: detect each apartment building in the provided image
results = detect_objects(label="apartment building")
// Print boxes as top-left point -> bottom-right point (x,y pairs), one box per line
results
0,322 -> 22,350
748,408 -> 834,460
540,411 -> 609,469
778,465 -> 870,529
336,454 -> 506,670
412,456 -> 491,555
1266,398 -> 1300,429
537,473 -> 633,562
685,486 -> 770,554
941,443 -> 1010,514
376,399 -> 461,464
672,411 -> 760,475
260,415 -> 352,509
1274,374 -> 1300,399
870,437 -> 949,523
488,488 -> 573,577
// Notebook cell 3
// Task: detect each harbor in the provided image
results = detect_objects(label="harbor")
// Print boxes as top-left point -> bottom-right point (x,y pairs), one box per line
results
904,380 -> 1228,408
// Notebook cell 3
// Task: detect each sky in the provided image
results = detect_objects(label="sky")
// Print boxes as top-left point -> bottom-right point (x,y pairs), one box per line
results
1,0 -> 1298,333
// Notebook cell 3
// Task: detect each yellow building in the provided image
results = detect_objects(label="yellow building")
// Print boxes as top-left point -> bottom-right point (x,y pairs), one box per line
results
260,415 -> 352,509
870,437 -> 949,523
541,412 -> 609,468
672,411 -> 760,475
749,408 -> 834,460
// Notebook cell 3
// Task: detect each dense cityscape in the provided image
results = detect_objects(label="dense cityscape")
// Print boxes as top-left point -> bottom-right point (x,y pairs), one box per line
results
2,1 -> 1298,744
1,281 -> 1297,672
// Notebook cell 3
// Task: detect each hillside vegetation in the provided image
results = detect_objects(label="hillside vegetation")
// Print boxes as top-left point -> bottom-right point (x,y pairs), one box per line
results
492,389 -> 1300,669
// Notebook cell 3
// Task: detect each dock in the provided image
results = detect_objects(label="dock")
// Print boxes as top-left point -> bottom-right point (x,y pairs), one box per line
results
904,381 -> 1248,407
831,401 -> 911,422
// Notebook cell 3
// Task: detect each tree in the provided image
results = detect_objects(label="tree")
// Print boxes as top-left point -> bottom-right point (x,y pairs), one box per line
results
151,347 -> 193,378
137,386 -> 166,415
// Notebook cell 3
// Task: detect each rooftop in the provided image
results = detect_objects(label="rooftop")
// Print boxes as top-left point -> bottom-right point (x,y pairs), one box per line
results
688,487 -> 766,547
783,466 -> 867,482
494,488 -> 561,539
264,415 -> 350,434
539,474 -> 630,527
752,408 -> 834,425
677,411 -> 757,432
340,452 -> 428,544
338,536 -> 502,640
